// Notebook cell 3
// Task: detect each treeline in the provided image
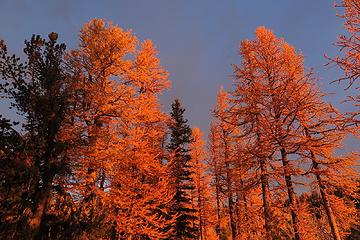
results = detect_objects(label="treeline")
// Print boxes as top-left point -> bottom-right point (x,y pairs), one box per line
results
0,1 -> 359,240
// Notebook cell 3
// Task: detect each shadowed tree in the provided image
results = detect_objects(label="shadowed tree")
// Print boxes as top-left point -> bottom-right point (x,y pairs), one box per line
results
0,33 -> 71,238
166,99 -> 199,239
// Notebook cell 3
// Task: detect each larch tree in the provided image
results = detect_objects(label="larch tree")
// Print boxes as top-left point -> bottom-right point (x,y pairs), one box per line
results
65,19 -> 140,236
219,25 -> 359,240
231,120 -> 265,240
226,26 -> 330,240
107,39 -> 173,239
166,99 -> 199,240
211,85 -> 266,240
213,86 -> 239,240
67,19 -> 173,239
328,2 -> 360,237
221,34 -> 277,239
299,98 -> 358,239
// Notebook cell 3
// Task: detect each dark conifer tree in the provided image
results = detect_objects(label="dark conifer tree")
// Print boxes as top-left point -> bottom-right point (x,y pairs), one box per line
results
0,33 -> 71,238
166,99 -> 198,239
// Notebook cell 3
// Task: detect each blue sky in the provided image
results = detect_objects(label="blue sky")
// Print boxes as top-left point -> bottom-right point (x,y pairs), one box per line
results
0,0 -> 355,136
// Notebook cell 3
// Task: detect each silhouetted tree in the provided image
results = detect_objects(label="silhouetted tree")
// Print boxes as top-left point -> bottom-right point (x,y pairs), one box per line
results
0,33 -> 71,238
166,99 -> 199,239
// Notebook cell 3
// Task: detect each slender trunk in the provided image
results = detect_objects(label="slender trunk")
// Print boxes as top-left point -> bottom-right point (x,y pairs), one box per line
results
311,153 -> 341,240
203,210 -> 207,240
197,186 -> 204,240
214,169 -> 222,240
280,148 -> 300,240
260,157 -> 272,240
199,203 -> 203,240
316,166 -> 342,240
199,214 -> 203,240
235,190 -> 242,239
99,167 -> 106,189
236,178 -> 247,238
225,161 -> 236,240
228,190 -> 236,240
223,134 -> 236,240
203,200 -> 207,240
242,193 -> 249,237
305,128 -> 341,240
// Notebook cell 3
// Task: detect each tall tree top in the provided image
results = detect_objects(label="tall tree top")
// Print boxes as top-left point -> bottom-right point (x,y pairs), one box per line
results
167,98 -> 192,151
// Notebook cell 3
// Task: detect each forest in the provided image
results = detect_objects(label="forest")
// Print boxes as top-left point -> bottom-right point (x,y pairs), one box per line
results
0,0 -> 359,239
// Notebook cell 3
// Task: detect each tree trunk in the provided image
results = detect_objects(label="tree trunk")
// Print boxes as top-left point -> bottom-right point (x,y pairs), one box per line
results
199,204 -> 203,240
203,208 -> 207,240
236,177 -> 247,238
280,148 -> 300,240
30,137 -> 56,239
223,134 -> 236,240
311,152 -> 341,240
202,192 -> 207,240
260,157 -> 272,240
29,177 -> 53,239
197,186 -> 204,239
214,168 -> 222,240
305,127 -> 342,240
228,190 -> 236,240
235,190 -> 241,238
225,160 -> 236,240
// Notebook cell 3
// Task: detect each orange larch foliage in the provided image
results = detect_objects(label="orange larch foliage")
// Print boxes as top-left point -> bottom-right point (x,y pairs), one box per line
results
299,100 -> 358,239
215,25 -> 359,240
213,87 -> 239,240
332,0 -> 360,85
221,26 -> 357,240
330,0 -> 360,129
67,19 -> 173,239
0,11 -> 358,240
